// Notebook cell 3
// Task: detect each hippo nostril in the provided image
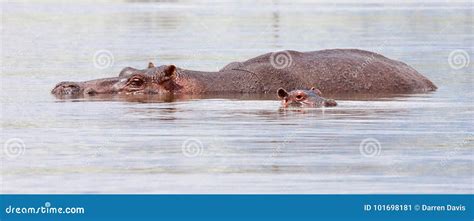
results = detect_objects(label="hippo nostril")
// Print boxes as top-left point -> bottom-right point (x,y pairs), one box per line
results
296,95 -> 303,100
57,82 -> 78,90
62,85 -> 77,90
51,82 -> 83,96
84,88 -> 97,95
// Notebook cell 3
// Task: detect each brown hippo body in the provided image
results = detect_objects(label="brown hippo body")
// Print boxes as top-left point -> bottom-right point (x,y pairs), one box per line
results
209,49 -> 437,94
52,49 -> 437,96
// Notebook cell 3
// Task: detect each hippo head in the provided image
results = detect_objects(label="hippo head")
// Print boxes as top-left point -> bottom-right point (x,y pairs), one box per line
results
51,64 -> 178,97
277,87 -> 337,108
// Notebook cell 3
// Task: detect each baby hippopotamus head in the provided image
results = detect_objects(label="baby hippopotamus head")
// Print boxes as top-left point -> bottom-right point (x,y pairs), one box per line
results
277,87 -> 337,108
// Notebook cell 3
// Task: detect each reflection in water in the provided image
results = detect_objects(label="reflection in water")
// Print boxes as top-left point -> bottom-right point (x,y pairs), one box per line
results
52,88 -> 423,103
1,1 -> 473,193
272,0 -> 281,46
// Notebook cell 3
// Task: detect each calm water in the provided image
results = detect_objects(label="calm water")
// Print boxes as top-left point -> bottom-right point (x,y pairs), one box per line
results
1,1 -> 473,193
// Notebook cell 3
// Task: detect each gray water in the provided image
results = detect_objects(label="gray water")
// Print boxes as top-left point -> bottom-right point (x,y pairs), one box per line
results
1,0 -> 473,193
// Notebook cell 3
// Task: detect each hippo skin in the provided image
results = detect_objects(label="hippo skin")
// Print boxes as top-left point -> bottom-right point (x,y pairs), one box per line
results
51,49 -> 437,96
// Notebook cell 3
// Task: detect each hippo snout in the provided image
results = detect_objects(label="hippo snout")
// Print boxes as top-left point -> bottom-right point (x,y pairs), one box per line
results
51,82 -> 84,96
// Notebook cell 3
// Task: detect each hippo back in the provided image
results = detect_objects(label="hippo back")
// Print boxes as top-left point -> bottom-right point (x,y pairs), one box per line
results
225,49 -> 437,94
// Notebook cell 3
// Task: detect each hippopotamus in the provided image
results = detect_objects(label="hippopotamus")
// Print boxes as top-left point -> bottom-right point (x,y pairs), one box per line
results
51,49 -> 437,96
278,87 -> 337,108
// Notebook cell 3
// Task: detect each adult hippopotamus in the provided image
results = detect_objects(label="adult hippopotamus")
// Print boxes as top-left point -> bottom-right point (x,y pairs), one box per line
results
51,49 -> 437,96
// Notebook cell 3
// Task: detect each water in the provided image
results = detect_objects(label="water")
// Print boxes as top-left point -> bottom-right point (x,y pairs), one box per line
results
1,1 -> 473,193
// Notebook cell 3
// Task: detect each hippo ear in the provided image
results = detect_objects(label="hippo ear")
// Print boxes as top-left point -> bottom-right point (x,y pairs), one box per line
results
277,88 -> 289,99
148,62 -> 155,68
164,65 -> 177,77
310,87 -> 323,96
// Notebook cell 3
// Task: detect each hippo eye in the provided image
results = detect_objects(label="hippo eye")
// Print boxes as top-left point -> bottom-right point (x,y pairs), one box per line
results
128,77 -> 144,87
295,94 -> 305,100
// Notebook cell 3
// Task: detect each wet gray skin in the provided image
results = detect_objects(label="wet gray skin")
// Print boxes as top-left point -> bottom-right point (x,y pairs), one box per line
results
277,87 -> 337,108
52,49 -> 438,98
